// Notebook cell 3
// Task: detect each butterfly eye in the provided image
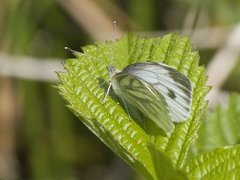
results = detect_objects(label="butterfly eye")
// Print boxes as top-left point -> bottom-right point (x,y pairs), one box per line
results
107,66 -> 116,73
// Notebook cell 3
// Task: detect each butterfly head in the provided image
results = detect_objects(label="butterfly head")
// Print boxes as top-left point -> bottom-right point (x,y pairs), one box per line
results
107,66 -> 119,78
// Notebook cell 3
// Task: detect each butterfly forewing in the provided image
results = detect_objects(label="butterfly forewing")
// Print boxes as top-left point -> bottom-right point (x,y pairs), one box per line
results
123,62 -> 193,122
111,72 -> 175,134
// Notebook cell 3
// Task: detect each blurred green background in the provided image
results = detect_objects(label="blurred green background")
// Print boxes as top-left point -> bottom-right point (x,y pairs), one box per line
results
0,0 -> 240,179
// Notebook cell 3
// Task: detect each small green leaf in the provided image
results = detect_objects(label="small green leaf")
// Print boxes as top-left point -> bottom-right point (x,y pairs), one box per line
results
58,34 -> 210,179
148,142 -> 188,180
185,145 -> 240,179
192,93 -> 240,155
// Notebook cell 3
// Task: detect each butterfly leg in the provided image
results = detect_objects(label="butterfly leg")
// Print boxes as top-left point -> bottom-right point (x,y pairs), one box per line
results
119,96 -> 131,120
102,83 -> 112,103
99,79 -> 106,87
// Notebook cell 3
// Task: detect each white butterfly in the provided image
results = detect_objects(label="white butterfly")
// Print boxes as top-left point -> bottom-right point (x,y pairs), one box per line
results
104,62 -> 193,134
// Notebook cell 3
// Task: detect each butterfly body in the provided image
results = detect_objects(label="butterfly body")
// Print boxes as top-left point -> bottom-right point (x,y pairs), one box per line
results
107,62 -> 193,134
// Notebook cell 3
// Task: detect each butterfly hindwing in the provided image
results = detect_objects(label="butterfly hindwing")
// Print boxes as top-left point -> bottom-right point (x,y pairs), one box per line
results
111,72 -> 174,133
122,62 -> 193,122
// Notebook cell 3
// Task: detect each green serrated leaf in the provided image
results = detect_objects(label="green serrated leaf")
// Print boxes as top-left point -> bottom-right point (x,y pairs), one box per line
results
192,93 -> 240,155
148,142 -> 188,180
58,34 -> 210,179
185,145 -> 240,179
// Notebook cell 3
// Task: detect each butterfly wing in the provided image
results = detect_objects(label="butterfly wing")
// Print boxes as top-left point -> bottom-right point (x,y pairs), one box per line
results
123,62 -> 193,123
111,72 -> 174,134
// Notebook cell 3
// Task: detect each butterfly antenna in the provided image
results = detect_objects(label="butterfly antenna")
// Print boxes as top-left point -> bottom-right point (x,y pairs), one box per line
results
112,20 -> 117,41
64,46 -> 79,54
103,20 -> 117,103
110,20 -> 117,65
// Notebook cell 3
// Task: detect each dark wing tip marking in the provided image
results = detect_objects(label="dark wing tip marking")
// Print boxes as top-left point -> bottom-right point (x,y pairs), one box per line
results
167,89 -> 177,99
